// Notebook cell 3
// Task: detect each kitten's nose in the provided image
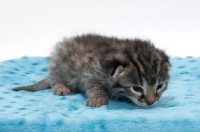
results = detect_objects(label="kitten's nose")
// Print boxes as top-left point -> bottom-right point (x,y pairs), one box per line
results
145,95 -> 156,105
145,98 -> 155,105
145,87 -> 156,105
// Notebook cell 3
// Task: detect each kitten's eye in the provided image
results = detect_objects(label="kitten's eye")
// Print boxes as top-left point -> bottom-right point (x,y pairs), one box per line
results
157,83 -> 163,90
132,86 -> 143,93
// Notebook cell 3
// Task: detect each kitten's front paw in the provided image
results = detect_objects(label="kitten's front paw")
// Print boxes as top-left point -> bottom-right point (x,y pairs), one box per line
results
53,84 -> 71,96
85,97 -> 108,107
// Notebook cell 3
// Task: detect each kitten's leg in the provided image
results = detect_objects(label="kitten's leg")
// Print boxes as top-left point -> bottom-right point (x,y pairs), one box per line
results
85,96 -> 108,107
49,71 -> 71,96
53,83 -> 71,96
85,86 -> 108,107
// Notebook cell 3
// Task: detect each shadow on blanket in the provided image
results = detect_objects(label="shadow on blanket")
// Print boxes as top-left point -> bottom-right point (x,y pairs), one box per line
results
0,56 -> 200,132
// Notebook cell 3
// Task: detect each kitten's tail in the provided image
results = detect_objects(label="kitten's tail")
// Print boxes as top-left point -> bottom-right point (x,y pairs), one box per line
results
12,77 -> 50,92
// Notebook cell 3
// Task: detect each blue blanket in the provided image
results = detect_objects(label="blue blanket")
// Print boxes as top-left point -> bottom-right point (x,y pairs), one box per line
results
0,56 -> 200,132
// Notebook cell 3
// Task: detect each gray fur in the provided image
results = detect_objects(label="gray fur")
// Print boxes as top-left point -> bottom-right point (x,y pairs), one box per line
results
12,34 -> 171,107
12,77 -> 50,91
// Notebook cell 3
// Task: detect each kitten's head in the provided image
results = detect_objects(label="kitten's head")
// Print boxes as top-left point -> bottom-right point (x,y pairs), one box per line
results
111,42 -> 171,106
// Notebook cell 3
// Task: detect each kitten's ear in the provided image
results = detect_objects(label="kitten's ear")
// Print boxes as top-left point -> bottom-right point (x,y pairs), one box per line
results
112,65 -> 125,78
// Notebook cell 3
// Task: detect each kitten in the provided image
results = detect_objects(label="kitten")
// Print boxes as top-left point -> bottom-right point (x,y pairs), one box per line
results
12,34 -> 171,107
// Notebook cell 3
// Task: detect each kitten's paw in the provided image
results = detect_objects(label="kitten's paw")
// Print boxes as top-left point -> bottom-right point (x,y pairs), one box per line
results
85,97 -> 108,107
53,84 -> 71,96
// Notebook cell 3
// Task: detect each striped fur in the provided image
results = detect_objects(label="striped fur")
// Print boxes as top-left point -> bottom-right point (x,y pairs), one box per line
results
12,34 -> 171,107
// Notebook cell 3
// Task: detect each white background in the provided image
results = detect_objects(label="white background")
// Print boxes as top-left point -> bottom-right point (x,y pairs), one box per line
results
0,0 -> 200,62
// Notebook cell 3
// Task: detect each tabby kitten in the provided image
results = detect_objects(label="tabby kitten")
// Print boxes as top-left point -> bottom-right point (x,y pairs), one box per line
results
12,34 -> 171,107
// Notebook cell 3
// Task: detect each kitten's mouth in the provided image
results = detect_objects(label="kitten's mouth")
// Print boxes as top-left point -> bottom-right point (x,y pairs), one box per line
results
127,96 -> 158,107
135,101 -> 148,107
134,101 -> 157,107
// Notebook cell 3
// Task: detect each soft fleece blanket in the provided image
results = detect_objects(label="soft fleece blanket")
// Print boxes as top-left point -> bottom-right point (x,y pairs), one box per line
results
0,56 -> 200,132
